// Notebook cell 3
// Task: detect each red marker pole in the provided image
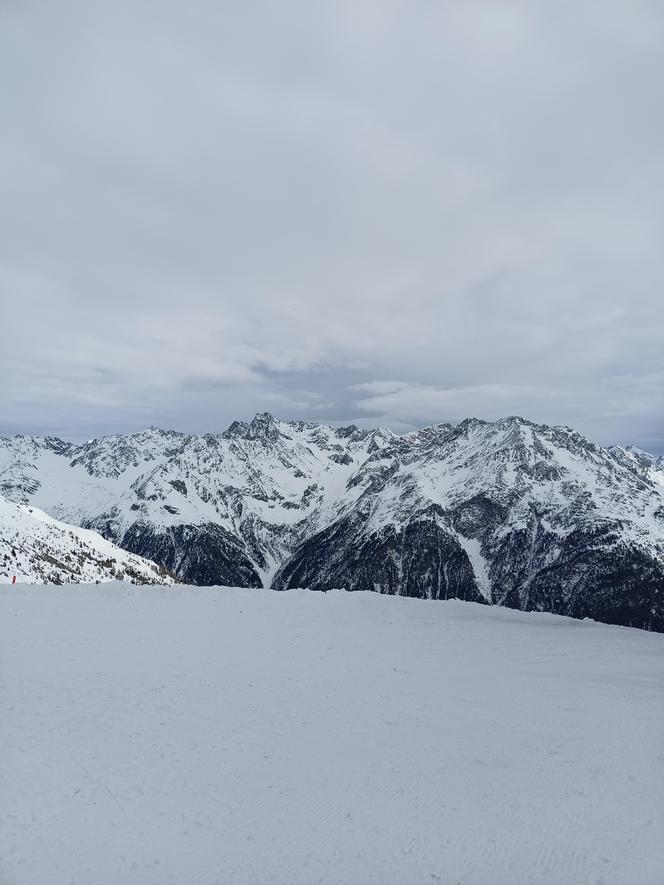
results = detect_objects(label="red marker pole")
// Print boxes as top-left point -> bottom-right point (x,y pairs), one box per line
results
12,575 -> 16,585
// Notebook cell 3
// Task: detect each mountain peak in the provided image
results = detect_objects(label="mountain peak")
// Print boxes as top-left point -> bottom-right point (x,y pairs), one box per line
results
222,412 -> 281,441
222,420 -> 250,439
248,412 -> 280,440
251,411 -> 276,424
2,414 -> 664,630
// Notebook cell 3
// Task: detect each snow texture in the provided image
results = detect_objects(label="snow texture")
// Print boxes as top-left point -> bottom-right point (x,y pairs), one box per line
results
2,583 -> 663,885
0,495 -> 172,585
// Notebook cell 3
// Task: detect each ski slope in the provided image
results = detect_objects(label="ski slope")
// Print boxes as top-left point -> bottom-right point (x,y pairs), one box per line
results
1,585 -> 663,884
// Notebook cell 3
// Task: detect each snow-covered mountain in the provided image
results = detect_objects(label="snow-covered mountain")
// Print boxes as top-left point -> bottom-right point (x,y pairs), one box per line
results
0,418 -> 396,587
0,495 -> 173,585
609,444 -> 664,488
1,414 -> 663,629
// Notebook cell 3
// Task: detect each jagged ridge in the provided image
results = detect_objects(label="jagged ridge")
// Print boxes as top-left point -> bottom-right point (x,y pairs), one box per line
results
1,414 -> 663,629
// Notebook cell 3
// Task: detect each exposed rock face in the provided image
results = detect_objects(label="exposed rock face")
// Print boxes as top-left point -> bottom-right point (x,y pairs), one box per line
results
120,522 -> 262,588
275,508 -> 486,603
1,415 -> 663,629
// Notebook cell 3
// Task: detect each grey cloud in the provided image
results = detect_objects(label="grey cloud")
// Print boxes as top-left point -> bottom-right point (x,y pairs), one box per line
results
1,1 -> 662,449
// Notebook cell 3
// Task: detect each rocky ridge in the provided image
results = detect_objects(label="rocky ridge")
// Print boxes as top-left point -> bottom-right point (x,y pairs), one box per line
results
1,414 -> 663,629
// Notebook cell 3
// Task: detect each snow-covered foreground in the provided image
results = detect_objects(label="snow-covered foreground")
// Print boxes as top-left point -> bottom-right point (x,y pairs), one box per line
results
1,586 -> 663,885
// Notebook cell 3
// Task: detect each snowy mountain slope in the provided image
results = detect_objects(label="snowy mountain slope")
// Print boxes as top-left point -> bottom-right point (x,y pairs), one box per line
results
3,585 -> 664,885
1,414 -> 663,628
0,416 -> 390,586
0,495 -> 173,585
275,418 -> 664,629
610,443 -> 664,487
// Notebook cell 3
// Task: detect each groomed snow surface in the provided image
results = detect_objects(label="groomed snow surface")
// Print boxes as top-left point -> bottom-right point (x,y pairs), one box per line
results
1,586 -> 663,885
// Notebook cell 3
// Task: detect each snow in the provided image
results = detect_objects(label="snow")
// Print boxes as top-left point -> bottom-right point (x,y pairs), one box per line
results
0,496 -> 172,585
3,417 -> 664,597
0,421 -> 385,569
2,585 -> 663,885
456,535 -> 492,602
651,467 -> 664,487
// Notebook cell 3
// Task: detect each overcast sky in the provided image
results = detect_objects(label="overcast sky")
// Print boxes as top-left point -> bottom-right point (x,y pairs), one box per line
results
1,1 -> 663,450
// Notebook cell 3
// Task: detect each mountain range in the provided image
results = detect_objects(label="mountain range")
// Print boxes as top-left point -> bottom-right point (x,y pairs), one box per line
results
1,413 -> 663,630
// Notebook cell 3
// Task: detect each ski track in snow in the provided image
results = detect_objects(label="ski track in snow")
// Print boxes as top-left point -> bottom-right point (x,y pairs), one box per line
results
1,584 -> 663,885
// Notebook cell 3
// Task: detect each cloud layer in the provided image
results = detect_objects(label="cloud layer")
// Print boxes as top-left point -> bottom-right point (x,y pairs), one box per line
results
1,1 -> 663,450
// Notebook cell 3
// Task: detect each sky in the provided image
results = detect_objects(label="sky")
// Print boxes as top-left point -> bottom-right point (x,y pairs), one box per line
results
1,1 -> 663,451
